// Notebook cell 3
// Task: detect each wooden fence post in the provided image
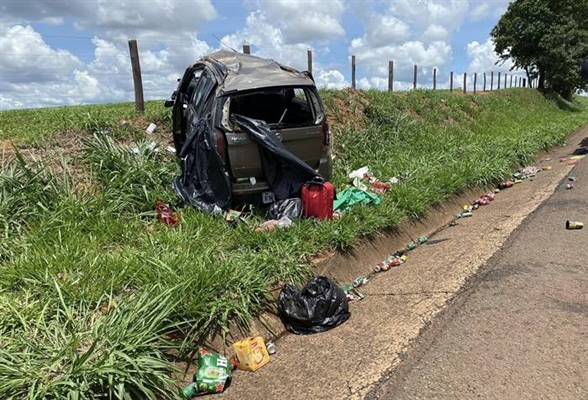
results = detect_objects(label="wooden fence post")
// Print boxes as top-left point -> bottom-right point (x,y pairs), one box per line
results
413,65 -> 417,89
388,61 -> 394,92
307,49 -> 312,76
351,55 -> 356,89
498,72 -> 501,89
243,43 -> 250,54
491,71 -> 494,90
483,72 -> 487,92
128,39 -> 144,114
473,72 -> 477,94
504,73 -> 507,89
433,68 -> 437,90
463,73 -> 467,93
450,71 -> 454,92
523,78 -> 527,87
510,74 -> 513,88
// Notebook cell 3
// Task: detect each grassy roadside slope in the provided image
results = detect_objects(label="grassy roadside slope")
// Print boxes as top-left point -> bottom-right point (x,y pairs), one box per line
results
1,89 -> 587,398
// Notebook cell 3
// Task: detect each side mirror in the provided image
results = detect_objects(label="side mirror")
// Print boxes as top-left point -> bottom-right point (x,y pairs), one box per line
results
164,100 -> 174,108
581,57 -> 588,81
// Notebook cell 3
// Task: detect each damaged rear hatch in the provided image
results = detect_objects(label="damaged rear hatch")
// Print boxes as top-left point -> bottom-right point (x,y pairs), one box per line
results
218,86 -> 328,193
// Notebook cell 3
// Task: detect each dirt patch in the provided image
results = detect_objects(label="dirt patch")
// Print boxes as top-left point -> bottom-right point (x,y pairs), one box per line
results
326,88 -> 370,132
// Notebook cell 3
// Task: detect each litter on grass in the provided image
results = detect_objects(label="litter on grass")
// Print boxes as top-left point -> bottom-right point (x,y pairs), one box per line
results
255,216 -> 293,232
145,123 -> 157,135
155,201 -> 179,226
334,187 -> 381,212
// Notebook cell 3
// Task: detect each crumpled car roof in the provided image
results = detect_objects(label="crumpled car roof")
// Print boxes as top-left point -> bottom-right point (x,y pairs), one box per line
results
202,50 -> 314,94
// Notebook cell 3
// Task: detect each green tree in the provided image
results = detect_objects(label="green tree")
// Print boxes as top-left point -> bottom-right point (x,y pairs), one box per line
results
491,0 -> 588,100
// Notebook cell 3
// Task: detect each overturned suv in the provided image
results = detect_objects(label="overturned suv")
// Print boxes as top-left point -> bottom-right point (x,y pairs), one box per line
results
165,50 -> 331,213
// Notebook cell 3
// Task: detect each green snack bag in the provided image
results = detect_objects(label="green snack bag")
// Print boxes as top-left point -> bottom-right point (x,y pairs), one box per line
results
183,349 -> 231,398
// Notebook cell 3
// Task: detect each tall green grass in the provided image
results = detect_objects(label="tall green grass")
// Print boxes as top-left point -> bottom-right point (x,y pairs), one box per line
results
1,89 -> 587,397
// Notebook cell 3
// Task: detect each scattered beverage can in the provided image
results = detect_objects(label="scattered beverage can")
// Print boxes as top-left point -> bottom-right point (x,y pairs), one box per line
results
406,241 -> 417,250
461,211 -> 473,218
418,235 -> 428,244
568,176 -> 577,182
542,166 -> 552,171
388,257 -> 402,267
566,183 -> 574,190
266,340 -> 276,355
352,277 -> 365,288
566,221 -> 584,230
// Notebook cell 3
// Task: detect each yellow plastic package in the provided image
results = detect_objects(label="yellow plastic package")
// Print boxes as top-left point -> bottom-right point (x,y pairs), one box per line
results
232,336 -> 270,372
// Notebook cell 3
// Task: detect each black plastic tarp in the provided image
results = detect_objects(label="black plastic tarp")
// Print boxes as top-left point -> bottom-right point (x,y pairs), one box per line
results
231,114 -> 321,200
173,116 -> 232,213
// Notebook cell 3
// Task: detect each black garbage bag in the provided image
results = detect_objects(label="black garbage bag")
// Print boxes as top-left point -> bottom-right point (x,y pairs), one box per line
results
231,114 -> 321,200
173,116 -> 232,213
277,276 -> 350,335
266,198 -> 303,220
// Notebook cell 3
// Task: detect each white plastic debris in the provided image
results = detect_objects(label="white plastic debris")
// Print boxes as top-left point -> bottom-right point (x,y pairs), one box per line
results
145,123 -> 157,135
166,146 -> 176,153
349,166 -> 370,180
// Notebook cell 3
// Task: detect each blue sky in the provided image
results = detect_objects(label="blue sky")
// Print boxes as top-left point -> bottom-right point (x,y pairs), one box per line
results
0,0 -> 518,110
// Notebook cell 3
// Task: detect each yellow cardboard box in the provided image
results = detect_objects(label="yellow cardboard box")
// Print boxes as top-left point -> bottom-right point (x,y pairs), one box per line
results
232,336 -> 270,372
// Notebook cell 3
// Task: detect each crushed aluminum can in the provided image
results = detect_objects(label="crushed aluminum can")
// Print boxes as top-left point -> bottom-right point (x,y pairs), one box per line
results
418,235 -> 428,244
542,166 -> 552,171
388,257 -> 402,267
351,289 -> 366,300
568,176 -> 577,182
566,183 -> 574,190
266,340 -> 276,355
461,211 -> 473,218
566,220 -> 584,229
352,277 -> 366,288
406,241 -> 417,251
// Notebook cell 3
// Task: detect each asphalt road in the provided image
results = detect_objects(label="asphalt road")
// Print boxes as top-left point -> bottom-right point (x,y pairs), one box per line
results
369,151 -> 588,399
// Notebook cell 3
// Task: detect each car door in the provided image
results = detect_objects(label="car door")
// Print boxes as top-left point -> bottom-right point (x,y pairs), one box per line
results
172,66 -> 216,153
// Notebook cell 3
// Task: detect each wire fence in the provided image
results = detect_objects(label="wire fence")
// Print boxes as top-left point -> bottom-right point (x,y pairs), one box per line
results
1,34 -> 534,110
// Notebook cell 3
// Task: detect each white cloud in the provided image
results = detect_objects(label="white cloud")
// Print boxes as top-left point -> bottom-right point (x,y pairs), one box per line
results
346,0 -> 473,89
0,25 -> 83,84
466,38 -> 514,73
469,3 -> 490,21
253,0 -> 346,44
315,70 -> 347,89
390,0 -> 470,33
364,15 -> 411,47
468,1 -> 511,21
1,0 -> 217,40
421,24 -> 449,42
0,24 -> 210,109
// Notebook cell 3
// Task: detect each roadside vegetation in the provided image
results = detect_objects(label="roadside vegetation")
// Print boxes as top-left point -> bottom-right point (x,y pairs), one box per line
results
1,88 -> 587,398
